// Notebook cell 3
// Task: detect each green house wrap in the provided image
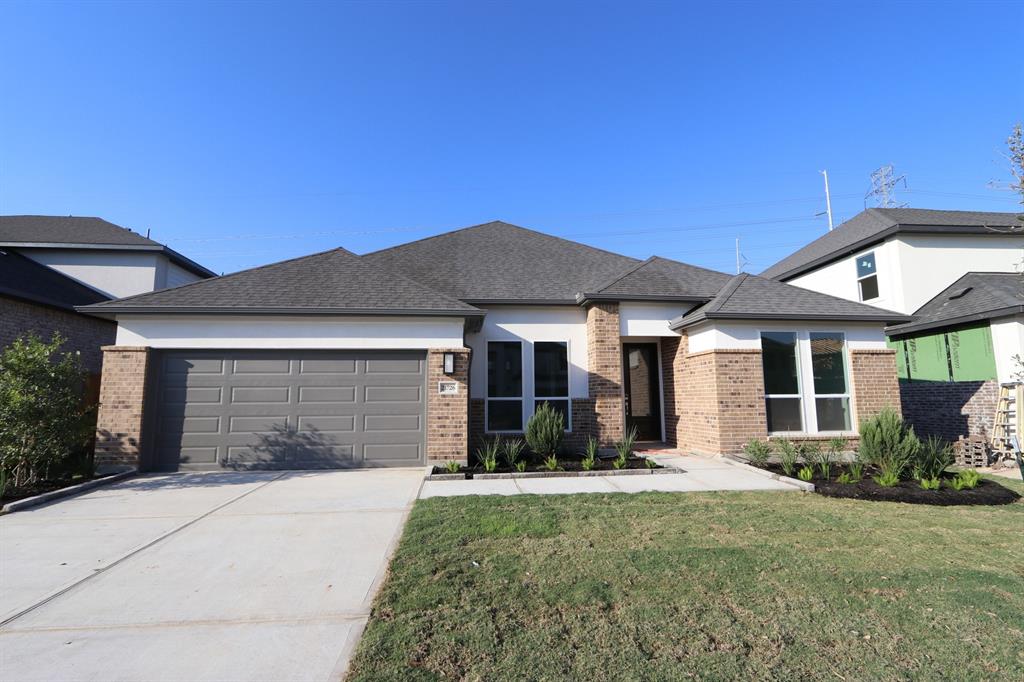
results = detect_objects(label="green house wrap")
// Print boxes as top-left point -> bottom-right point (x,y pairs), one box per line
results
893,323 -> 998,382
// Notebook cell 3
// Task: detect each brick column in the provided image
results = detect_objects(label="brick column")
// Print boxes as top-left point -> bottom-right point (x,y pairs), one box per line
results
660,335 -> 685,446
427,348 -> 471,462
850,349 -> 902,428
94,346 -> 150,473
586,302 -> 624,445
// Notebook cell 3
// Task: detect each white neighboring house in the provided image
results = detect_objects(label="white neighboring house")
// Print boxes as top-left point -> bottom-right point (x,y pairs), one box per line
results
0,215 -> 215,372
762,207 -> 1023,444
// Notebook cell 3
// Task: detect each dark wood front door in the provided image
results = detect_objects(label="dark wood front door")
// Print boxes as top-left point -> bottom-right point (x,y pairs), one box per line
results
622,343 -> 662,441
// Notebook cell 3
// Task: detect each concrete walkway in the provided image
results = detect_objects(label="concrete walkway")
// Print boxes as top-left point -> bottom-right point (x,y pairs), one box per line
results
0,467 -> 425,682
419,452 -> 800,498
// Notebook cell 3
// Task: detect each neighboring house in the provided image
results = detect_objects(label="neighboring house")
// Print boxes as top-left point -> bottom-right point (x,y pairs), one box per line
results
0,215 -> 216,373
79,221 -> 908,473
762,207 -> 1024,442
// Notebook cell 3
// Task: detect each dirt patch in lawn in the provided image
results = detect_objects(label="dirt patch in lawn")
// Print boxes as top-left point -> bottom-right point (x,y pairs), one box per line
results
762,464 -> 1020,506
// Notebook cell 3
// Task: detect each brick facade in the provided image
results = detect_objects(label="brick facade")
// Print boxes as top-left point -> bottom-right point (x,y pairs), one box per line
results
899,379 -> 998,442
850,349 -> 902,426
0,295 -> 115,373
94,346 -> 151,472
426,347 -> 471,462
586,302 -> 624,445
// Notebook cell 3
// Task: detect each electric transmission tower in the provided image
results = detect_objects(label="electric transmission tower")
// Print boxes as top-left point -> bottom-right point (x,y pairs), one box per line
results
865,164 -> 907,208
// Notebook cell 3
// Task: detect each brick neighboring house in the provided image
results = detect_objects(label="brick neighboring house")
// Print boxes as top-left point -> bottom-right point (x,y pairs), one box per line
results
762,208 -> 1024,443
78,221 -> 909,473
0,215 -> 215,372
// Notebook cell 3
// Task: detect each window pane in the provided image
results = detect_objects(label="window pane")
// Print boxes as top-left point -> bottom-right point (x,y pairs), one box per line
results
535,399 -> 569,427
810,333 -> 847,394
488,342 -> 522,398
856,252 -> 876,278
859,275 -> 879,301
766,398 -> 803,432
488,400 -> 522,431
761,332 -> 799,395
534,342 -> 568,397
816,397 -> 850,431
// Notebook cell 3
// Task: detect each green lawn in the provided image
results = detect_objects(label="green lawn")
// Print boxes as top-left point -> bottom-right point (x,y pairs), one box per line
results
348,478 -> 1024,681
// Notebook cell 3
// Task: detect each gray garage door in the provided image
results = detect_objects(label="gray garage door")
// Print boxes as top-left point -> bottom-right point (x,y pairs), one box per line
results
149,350 -> 426,471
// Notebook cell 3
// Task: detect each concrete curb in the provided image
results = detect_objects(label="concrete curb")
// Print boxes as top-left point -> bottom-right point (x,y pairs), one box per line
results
1,469 -> 138,515
470,467 -> 680,480
720,454 -> 815,492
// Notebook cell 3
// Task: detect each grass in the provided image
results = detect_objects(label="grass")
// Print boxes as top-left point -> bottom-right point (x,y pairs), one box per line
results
348,477 -> 1024,681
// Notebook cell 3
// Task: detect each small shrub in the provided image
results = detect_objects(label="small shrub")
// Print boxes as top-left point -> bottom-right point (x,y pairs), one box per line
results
919,477 -> 941,490
776,440 -> 798,477
873,471 -> 900,487
797,465 -> 815,482
525,402 -> 564,458
859,407 -> 920,480
828,436 -> 847,458
836,472 -> 855,484
581,436 -> 598,471
913,436 -> 953,481
644,457 -> 657,469
847,461 -> 864,482
542,454 -> 561,471
502,437 -> 526,470
514,460 -> 528,473
476,439 -> 500,473
444,460 -> 460,474
952,469 -> 981,490
615,425 -> 639,460
804,442 -> 832,479
742,439 -> 773,468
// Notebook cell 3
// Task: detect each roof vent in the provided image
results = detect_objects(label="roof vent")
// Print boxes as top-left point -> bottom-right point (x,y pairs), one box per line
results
948,286 -> 972,300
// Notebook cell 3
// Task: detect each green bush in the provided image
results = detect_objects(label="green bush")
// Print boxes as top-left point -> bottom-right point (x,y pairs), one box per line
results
0,334 -> 95,490
502,437 -> 526,470
776,440 -> 798,477
581,436 -> 598,471
951,469 -> 981,490
913,436 -> 953,481
873,471 -> 900,487
444,460 -> 460,474
919,477 -> 941,490
525,402 -> 564,458
797,466 -> 814,482
742,439 -> 773,468
847,461 -> 864,482
859,407 -> 920,481
541,454 -> 561,471
836,472 -> 855,484
475,439 -> 500,472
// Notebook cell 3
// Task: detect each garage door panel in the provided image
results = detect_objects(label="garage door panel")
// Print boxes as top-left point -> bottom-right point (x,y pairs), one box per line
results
152,350 -> 425,470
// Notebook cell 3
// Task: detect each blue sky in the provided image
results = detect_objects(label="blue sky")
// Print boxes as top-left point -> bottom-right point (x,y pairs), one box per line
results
1,1 -> 1021,277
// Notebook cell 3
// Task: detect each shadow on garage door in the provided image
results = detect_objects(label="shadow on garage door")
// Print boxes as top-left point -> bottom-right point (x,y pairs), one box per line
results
145,350 -> 427,471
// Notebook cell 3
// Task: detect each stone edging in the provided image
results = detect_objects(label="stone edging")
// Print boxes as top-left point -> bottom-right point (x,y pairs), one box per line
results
426,467 -> 682,481
720,454 -> 815,492
1,470 -> 138,514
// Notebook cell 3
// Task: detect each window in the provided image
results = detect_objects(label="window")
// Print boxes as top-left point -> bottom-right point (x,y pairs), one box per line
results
761,331 -> 853,433
487,341 -> 522,431
856,252 -> 879,301
761,332 -> 803,432
534,342 -> 570,428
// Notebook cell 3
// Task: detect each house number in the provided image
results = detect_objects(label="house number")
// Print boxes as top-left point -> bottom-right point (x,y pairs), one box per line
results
438,381 -> 459,395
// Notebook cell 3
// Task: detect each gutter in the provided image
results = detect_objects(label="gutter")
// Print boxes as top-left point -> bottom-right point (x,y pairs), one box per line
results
670,311 -> 913,331
75,305 -> 488,320
886,305 -> 1024,336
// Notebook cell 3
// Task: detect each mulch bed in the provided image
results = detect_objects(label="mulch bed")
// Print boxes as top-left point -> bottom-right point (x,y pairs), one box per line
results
1,476 -> 93,505
761,464 -> 1020,506
432,456 -> 661,477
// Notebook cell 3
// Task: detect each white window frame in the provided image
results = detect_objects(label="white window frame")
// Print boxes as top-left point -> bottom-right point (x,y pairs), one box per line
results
485,340 -> 524,434
856,251 -> 879,302
761,330 -> 856,435
532,340 -> 572,433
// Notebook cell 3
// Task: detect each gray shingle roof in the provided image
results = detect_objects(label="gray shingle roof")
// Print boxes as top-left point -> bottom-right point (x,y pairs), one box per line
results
0,249 -> 110,310
362,221 -> 640,303
671,273 -> 912,330
761,208 -> 1024,281
886,272 -> 1024,335
79,248 -> 483,316
580,256 -> 734,301
0,215 -> 216,277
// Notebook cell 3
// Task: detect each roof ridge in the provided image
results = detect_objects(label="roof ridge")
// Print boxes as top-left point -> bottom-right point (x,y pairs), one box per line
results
588,256 -> 656,294
646,254 -> 733,278
706,273 -> 749,313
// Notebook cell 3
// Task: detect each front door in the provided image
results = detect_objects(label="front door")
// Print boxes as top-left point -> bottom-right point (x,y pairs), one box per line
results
622,343 -> 662,441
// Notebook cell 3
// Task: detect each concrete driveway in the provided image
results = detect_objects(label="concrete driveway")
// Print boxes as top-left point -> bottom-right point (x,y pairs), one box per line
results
0,468 -> 425,682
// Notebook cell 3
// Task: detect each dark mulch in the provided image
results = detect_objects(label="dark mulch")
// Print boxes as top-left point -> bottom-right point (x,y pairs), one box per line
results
432,456 -> 660,477
761,464 -> 1020,506
1,475 -> 93,504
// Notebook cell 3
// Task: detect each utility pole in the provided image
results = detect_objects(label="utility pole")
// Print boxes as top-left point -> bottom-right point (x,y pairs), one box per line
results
735,237 -> 741,274
820,170 -> 834,231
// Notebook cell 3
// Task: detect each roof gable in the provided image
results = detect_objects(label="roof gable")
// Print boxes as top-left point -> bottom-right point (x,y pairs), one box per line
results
81,247 -> 482,316
0,249 -> 110,310
761,208 -> 1023,281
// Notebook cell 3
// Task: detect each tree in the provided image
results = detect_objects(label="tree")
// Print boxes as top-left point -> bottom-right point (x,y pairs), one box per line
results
0,334 -> 96,488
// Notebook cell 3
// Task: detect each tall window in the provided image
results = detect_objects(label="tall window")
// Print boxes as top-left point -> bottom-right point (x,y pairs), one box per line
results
761,331 -> 853,433
534,342 -> 570,428
761,332 -> 803,432
857,252 -> 879,301
487,341 -> 522,432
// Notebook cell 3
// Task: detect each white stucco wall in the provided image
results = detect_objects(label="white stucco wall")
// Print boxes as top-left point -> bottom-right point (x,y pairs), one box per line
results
114,315 -> 466,349
163,261 -> 204,289
619,302 -> 695,336
464,306 -> 589,401
22,249 -> 162,298
785,234 -> 1023,315
686,320 -> 890,353
991,313 -> 1024,383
